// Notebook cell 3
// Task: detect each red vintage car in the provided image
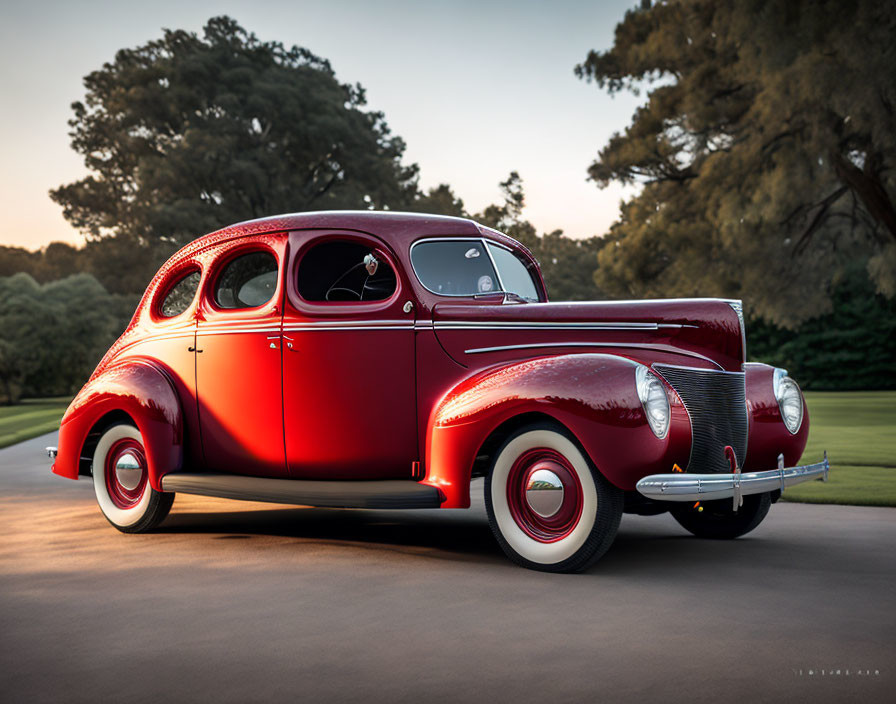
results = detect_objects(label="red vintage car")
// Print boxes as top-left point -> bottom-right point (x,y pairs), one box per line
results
47,211 -> 829,572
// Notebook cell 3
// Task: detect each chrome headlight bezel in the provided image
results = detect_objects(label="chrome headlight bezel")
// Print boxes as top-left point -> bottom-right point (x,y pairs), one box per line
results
773,368 -> 803,435
635,365 -> 671,439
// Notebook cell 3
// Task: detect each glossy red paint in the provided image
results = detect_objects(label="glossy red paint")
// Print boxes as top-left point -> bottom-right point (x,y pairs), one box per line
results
282,230 -> 418,479
195,233 -> 288,476
54,359 -> 183,491
422,354 -> 691,507
430,299 -> 744,373
53,211 -> 808,517
743,363 -> 809,470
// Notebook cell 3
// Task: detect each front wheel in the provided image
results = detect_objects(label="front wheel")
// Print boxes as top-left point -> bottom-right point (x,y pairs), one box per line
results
485,423 -> 623,573
92,423 -> 174,533
669,492 -> 772,539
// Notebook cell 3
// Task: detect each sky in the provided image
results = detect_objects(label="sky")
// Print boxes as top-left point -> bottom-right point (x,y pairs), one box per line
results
0,0 -> 644,250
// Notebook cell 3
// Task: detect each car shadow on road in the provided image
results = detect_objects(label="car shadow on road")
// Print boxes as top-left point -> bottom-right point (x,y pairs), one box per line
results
156,503 -> 739,572
159,505 -> 509,564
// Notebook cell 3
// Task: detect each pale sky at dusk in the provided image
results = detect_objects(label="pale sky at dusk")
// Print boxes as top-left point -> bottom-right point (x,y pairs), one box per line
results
0,0 -> 644,250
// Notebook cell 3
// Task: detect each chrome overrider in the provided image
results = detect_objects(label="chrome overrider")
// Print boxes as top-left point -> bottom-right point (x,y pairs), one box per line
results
636,452 -> 830,510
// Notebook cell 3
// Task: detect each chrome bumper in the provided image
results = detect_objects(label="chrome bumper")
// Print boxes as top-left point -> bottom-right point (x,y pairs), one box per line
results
46,446 -> 58,459
636,452 -> 830,509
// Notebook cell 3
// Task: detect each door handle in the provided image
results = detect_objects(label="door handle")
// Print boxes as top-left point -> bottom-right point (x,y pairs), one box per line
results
188,346 -> 203,353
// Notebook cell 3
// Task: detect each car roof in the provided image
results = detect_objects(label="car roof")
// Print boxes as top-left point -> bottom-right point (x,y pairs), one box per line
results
197,210 -> 485,251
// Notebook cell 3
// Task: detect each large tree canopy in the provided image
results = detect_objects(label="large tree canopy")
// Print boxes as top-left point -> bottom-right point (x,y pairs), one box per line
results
51,16 -> 419,254
577,0 -> 895,326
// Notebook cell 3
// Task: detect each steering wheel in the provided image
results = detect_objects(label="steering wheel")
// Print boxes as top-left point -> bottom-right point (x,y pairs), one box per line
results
325,262 -> 365,301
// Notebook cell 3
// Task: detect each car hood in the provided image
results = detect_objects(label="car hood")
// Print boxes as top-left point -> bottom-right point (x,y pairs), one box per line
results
430,298 -> 745,372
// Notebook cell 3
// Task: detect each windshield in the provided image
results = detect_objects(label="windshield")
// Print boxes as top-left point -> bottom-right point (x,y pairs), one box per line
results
485,243 -> 540,301
411,239 -> 540,300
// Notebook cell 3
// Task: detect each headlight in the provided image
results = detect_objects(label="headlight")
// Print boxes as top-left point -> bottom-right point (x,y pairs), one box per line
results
774,368 -> 803,434
635,366 -> 671,439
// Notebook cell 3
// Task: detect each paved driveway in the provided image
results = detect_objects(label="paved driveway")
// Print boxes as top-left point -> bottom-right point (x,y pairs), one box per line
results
1,433 -> 893,703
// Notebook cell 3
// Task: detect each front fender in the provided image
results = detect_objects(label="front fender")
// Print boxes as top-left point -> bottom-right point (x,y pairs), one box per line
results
743,363 -> 809,471
421,354 -> 690,507
53,358 -> 184,491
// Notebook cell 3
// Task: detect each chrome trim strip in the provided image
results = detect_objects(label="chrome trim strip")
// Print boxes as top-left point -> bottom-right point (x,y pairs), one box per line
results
436,321 -> 668,330
282,325 -> 414,332
652,362 -> 745,376
635,455 -> 831,502
462,342 -> 723,368
197,327 -> 284,335
284,319 -> 409,328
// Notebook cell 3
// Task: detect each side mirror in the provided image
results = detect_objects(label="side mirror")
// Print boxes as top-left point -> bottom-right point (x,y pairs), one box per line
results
364,253 -> 379,276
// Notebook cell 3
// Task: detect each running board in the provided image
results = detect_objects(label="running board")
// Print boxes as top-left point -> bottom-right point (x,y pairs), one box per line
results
160,474 -> 443,509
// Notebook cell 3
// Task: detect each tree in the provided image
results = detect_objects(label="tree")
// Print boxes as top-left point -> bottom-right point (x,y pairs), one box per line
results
51,16 -> 420,262
747,264 -> 896,389
476,172 -> 608,300
0,274 -> 137,403
577,0 -> 896,326
407,184 -> 467,218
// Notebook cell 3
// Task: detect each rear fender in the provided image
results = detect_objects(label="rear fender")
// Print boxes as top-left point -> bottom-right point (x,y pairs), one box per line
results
421,354 -> 690,507
53,358 -> 184,491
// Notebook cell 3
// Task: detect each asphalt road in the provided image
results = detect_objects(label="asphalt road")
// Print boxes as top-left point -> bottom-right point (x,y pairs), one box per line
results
1,433 -> 893,704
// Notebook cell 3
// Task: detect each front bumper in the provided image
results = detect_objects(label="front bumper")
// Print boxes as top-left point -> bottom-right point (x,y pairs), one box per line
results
636,452 -> 830,509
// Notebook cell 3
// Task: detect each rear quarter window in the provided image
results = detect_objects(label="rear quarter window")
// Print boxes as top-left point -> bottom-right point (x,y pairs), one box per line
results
215,251 -> 278,309
159,270 -> 201,318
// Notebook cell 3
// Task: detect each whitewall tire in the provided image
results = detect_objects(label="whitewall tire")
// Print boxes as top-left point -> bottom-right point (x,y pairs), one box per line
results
92,423 -> 174,533
485,423 -> 623,572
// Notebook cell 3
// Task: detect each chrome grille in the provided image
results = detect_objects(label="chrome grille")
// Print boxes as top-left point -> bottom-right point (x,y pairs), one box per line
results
653,364 -> 748,473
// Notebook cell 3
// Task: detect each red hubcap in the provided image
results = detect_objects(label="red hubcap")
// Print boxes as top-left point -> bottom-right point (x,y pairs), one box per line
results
506,448 -> 583,543
104,438 -> 148,509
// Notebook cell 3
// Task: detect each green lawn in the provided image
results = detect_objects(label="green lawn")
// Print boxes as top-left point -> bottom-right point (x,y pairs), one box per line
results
783,391 -> 895,507
0,397 -> 71,449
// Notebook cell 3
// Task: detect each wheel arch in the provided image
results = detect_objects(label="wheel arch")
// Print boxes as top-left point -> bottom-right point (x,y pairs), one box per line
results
470,411 -> 573,479
421,353 -> 690,508
78,409 -> 135,476
53,358 -> 184,491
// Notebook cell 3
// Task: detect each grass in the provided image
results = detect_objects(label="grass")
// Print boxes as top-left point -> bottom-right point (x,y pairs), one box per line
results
782,391 -> 895,507
0,390 -> 892,507
0,397 -> 71,449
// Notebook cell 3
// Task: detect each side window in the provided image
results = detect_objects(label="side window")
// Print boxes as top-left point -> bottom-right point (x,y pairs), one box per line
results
214,251 -> 278,309
297,241 -> 397,302
159,269 -> 201,318
410,240 -> 498,296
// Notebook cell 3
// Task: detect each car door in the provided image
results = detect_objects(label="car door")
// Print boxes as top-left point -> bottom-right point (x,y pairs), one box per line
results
282,231 -> 418,479
195,235 -> 288,477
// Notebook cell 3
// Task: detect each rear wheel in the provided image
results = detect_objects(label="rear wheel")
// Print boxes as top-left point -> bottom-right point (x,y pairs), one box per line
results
485,423 -> 623,572
92,423 -> 174,533
670,492 -> 772,539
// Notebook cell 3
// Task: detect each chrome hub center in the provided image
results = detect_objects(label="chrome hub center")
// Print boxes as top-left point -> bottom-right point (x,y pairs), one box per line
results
524,468 -> 564,518
115,452 -> 143,491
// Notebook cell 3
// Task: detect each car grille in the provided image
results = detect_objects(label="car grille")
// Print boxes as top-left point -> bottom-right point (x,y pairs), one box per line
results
653,364 -> 748,473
